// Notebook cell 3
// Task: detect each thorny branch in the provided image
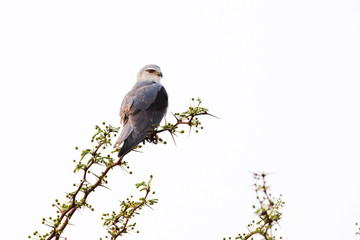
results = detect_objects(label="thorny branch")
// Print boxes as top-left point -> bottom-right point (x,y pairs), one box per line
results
30,98 -> 214,240
225,172 -> 285,240
102,176 -> 157,239
145,97 -> 216,146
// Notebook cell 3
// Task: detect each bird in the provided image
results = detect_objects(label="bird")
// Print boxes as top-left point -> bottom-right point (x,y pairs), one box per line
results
114,64 -> 168,158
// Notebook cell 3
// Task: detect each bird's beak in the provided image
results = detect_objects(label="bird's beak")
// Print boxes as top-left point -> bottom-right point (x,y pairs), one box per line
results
158,72 -> 163,78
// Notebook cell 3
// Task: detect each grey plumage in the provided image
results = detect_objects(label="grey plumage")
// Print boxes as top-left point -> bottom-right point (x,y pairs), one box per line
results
114,64 -> 168,158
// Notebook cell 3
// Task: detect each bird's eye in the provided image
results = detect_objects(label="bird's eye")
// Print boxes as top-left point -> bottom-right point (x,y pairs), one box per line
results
147,69 -> 156,74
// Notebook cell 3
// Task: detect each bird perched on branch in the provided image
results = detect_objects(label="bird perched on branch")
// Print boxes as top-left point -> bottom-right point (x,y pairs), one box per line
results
114,64 -> 168,158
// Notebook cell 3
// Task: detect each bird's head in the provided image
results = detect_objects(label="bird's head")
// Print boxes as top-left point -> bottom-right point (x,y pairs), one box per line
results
137,64 -> 163,83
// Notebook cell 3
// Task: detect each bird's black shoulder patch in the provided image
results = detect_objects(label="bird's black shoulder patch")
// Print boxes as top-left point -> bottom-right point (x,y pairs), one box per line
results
147,86 -> 168,111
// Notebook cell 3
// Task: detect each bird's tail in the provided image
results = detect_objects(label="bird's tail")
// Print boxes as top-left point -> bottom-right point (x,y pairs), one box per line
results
118,131 -> 148,158
114,124 -> 133,148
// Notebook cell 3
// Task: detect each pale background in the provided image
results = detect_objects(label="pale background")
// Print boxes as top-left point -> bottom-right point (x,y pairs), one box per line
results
1,0 -> 360,239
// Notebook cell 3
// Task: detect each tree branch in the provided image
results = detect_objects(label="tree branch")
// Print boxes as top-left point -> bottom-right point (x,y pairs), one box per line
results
224,172 -> 285,240
30,98 -> 214,240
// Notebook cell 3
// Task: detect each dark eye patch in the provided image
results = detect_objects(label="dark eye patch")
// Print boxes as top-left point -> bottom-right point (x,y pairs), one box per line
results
147,69 -> 156,73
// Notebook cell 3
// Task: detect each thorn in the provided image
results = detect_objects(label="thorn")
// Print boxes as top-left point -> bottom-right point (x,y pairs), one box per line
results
91,172 -> 100,179
98,184 -> 111,190
171,112 -> 179,121
188,125 -> 192,137
204,112 -> 220,119
170,130 -> 177,146
132,149 -> 143,154
145,203 -> 154,210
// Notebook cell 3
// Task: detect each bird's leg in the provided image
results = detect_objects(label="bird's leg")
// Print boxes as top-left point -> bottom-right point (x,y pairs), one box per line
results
144,131 -> 160,144
154,133 -> 159,144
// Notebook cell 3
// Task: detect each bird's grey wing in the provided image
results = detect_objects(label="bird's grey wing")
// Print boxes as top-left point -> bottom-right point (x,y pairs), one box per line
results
114,92 -> 136,148
119,81 -> 161,123
130,84 -> 168,131
127,81 -> 163,111
118,109 -> 166,157
118,83 -> 168,158
116,82 -> 163,153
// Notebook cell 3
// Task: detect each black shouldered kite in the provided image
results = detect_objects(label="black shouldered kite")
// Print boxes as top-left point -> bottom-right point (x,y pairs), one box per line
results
114,64 -> 168,158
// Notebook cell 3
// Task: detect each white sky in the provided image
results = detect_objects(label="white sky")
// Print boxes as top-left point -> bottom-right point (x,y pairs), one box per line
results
1,0 -> 360,239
